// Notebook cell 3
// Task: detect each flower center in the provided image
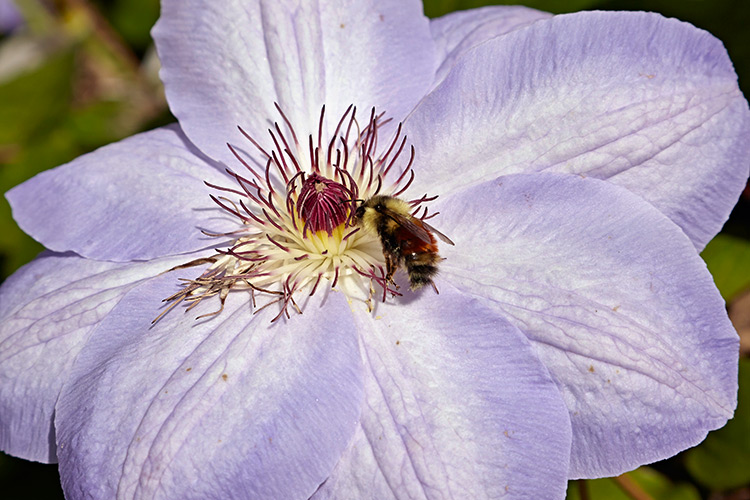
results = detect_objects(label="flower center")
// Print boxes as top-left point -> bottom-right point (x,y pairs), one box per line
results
157,105 -> 442,322
296,172 -> 350,236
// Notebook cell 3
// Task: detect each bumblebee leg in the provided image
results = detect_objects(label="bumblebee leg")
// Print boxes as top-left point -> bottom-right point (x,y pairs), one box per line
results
384,253 -> 400,290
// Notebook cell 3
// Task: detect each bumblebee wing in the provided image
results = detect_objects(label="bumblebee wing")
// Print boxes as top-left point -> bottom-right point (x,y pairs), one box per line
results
381,208 -> 434,246
421,220 -> 455,246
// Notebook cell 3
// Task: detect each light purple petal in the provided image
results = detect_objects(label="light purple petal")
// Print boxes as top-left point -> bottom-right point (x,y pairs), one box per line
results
313,286 -> 571,499
434,173 -> 738,478
0,251 -> 195,463
6,125 -> 237,262
311,425 -> 396,500
430,5 -> 551,87
56,277 -> 363,500
407,11 -> 750,250
152,0 -> 435,167
0,0 -> 22,33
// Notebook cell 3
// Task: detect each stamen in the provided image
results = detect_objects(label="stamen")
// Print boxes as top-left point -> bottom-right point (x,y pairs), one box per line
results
274,101 -> 300,147
156,103 -> 444,324
317,105 -> 326,156
227,143 -> 264,181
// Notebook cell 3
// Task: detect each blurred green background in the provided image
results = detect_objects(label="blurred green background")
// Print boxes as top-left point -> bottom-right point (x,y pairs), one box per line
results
1,0 -> 748,498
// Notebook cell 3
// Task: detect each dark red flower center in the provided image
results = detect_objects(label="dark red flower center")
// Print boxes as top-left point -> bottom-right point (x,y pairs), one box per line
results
296,172 -> 351,235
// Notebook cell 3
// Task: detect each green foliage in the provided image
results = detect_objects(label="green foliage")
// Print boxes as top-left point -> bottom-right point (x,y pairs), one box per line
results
567,468 -> 701,500
685,358 -> 750,491
701,234 -> 750,302
0,45 -> 74,145
105,0 -> 160,52
423,0 -> 601,17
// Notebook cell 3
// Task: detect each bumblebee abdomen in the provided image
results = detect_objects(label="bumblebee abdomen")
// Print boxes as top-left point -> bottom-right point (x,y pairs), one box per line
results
404,250 -> 439,266
406,260 -> 439,290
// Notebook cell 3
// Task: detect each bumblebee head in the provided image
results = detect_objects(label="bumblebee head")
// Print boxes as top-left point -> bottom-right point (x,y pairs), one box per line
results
341,198 -> 366,224
354,204 -> 366,221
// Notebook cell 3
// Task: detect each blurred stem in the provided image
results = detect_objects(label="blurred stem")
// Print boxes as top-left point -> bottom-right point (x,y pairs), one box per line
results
577,479 -> 590,500
56,0 -> 166,131
614,473 -> 654,500
59,0 -> 141,73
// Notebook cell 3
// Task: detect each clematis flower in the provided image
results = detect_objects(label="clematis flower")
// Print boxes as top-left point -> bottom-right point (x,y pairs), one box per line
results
1,1 -> 748,498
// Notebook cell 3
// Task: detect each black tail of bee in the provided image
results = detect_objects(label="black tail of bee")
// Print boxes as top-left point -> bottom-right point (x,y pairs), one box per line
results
407,262 -> 439,290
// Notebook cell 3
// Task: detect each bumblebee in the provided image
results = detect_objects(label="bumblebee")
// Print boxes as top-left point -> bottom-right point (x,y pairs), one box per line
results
354,195 -> 454,291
